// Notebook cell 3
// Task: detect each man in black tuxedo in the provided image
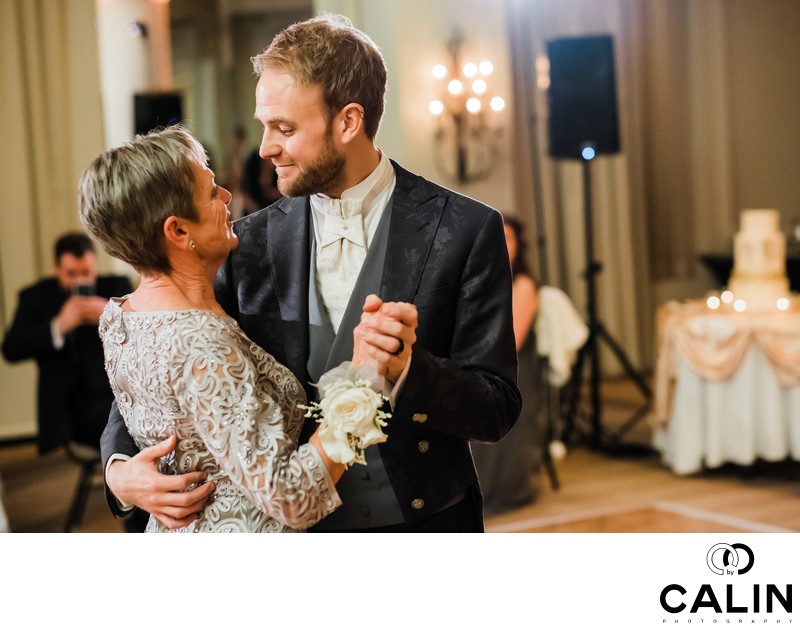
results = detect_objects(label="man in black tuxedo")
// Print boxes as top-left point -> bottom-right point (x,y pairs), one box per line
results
2,233 -> 132,454
101,14 -> 521,532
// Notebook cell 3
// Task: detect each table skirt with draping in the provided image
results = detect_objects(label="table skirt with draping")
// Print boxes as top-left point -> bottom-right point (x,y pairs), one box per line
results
653,298 -> 800,474
653,344 -> 800,475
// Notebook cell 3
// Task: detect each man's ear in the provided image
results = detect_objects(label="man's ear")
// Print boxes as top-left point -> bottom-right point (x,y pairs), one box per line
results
163,216 -> 191,250
338,103 -> 366,145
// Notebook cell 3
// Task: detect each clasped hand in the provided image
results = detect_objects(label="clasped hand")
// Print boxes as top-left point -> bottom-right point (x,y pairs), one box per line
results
352,294 -> 417,382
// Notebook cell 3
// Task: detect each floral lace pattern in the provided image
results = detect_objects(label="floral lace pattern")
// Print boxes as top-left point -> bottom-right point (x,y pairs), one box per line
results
99,297 -> 341,532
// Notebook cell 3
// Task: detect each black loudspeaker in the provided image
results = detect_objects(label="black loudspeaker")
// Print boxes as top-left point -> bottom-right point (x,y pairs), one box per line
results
546,35 -> 620,159
133,92 -> 183,136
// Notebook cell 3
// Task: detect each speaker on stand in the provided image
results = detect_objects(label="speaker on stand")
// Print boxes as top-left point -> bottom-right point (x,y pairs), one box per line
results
545,34 -> 651,453
133,91 -> 183,136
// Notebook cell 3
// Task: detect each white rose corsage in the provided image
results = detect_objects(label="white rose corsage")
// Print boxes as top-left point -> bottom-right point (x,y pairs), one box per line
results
300,362 -> 392,468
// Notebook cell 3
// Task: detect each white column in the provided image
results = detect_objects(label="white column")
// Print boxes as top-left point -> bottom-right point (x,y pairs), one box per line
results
96,0 -> 173,149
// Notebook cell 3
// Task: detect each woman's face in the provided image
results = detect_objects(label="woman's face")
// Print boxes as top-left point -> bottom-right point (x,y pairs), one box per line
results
189,161 -> 238,262
504,224 -> 518,266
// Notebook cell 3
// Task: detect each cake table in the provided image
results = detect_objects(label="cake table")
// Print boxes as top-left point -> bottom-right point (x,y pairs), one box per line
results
652,298 -> 800,474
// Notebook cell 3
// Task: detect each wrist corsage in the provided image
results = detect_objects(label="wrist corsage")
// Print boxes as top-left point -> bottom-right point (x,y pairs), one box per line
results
300,362 -> 392,468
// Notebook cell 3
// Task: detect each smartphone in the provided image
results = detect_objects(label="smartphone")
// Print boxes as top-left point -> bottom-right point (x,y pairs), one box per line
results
72,283 -> 95,297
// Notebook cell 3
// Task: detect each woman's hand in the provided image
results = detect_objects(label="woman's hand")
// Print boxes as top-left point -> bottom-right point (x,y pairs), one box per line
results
309,430 -> 345,484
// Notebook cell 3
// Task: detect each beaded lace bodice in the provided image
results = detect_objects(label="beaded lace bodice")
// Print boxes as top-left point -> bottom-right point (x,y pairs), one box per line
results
98,297 -> 341,532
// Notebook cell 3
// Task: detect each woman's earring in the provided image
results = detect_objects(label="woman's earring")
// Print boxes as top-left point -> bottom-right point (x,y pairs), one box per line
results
189,240 -> 196,251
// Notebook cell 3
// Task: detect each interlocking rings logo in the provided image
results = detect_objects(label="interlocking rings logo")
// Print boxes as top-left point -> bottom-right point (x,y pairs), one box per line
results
706,543 -> 755,576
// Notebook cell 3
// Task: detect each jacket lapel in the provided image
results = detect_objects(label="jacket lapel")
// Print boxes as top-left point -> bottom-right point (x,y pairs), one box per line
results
267,196 -> 311,383
381,162 -> 444,302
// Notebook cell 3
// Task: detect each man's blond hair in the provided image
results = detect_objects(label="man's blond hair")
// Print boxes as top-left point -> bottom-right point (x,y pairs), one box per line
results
252,14 -> 387,140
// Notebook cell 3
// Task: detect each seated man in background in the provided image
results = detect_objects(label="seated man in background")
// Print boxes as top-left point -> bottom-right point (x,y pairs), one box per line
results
2,233 -> 145,531
2,232 -> 131,453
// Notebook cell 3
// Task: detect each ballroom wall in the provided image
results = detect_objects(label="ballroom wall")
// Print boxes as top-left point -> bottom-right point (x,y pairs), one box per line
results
1,0 -> 799,441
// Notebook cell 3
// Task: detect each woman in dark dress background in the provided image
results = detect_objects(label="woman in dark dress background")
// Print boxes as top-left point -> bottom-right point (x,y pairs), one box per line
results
472,216 -> 546,517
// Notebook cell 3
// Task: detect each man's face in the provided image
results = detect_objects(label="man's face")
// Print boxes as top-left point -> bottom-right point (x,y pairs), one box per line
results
54,252 -> 97,292
255,69 -> 345,197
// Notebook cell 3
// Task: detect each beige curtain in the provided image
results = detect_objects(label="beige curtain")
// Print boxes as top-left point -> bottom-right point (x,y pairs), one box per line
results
0,0 -> 105,439
0,0 -> 106,327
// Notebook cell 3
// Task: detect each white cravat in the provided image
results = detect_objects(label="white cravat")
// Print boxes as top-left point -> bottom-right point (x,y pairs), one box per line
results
316,198 -> 367,331
312,152 -> 395,332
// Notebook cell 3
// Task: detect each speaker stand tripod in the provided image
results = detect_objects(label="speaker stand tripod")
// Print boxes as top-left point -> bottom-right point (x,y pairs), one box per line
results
564,153 -> 652,452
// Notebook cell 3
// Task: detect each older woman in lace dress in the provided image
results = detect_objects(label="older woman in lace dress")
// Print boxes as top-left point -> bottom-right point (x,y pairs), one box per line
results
78,126 -> 381,532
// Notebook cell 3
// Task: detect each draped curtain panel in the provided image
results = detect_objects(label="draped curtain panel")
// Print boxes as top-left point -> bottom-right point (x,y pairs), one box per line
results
0,0 -> 105,439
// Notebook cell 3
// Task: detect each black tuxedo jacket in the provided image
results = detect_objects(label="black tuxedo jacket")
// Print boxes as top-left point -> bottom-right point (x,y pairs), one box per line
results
216,161 -> 521,526
2,275 -> 132,453
100,162 -> 521,526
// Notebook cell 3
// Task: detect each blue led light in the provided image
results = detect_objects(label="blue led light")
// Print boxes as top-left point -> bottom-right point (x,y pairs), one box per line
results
581,146 -> 596,161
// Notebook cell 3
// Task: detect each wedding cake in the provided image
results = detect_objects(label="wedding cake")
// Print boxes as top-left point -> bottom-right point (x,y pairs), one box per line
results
728,209 -> 789,310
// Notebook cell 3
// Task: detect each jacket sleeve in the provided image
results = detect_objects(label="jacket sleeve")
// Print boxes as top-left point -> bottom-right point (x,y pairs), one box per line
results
396,209 -> 522,443
1,288 -> 57,362
100,400 -> 138,468
100,400 -> 140,518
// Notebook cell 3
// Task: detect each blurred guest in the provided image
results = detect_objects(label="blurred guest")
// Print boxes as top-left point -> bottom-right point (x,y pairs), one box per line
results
471,215 -> 546,516
2,233 -> 149,531
2,233 -> 132,454
240,147 -> 282,215
223,126 -> 252,218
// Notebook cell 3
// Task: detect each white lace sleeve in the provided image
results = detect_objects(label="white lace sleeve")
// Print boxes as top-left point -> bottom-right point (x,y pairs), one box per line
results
177,328 -> 341,529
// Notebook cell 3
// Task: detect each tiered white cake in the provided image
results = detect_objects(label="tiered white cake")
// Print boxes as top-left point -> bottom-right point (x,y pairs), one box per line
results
728,209 -> 789,311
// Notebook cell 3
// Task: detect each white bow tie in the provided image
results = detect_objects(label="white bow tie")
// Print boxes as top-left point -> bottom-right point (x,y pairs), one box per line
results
319,198 -> 367,249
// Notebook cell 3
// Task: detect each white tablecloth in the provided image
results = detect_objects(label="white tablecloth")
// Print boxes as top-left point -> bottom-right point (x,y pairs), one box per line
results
653,299 -> 800,474
654,332 -> 800,475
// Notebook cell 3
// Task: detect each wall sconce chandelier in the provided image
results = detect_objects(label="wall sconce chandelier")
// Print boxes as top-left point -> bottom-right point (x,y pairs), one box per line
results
429,33 -> 505,184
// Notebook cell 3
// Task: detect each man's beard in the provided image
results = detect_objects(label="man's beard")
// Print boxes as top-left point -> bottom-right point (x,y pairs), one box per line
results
278,132 -> 346,197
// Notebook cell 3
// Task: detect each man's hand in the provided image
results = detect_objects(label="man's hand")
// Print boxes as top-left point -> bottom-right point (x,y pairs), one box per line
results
353,294 -> 417,382
54,296 -> 108,334
106,434 -> 214,529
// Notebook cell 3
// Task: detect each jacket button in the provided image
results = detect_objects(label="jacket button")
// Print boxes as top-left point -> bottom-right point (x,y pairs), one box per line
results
411,498 -> 425,510
418,440 -> 430,453
412,413 -> 428,423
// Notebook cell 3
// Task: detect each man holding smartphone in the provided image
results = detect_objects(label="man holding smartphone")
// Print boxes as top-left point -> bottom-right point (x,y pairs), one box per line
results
2,233 -> 131,455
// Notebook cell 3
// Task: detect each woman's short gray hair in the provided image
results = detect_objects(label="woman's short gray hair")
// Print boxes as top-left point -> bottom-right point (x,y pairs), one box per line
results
78,125 -> 207,274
